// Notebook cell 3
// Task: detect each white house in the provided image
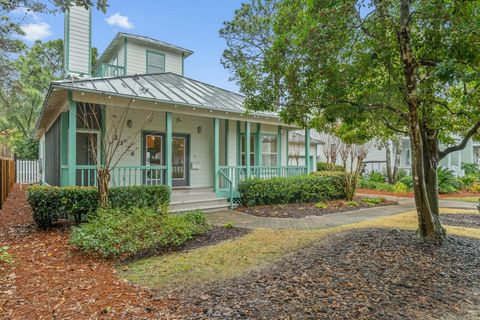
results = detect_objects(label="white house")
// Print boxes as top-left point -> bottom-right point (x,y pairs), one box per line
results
36,6 -> 312,211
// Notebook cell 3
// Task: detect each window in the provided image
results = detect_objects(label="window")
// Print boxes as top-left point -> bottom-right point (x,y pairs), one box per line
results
405,149 -> 411,165
262,135 -> 277,166
76,103 -> 102,129
146,51 -> 165,73
240,135 -> 256,166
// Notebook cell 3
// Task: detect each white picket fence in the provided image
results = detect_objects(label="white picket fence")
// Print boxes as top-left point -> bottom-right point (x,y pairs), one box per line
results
16,160 -> 40,184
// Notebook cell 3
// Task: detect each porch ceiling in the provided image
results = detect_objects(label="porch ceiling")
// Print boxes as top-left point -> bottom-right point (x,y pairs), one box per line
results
49,72 -> 277,118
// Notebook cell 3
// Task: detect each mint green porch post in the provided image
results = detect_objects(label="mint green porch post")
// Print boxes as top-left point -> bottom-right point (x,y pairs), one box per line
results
277,126 -> 282,175
286,129 -> 289,166
255,123 -> 261,167
68,91 -> 76,186
245,122 -> 251,177
60,112 -> 68,186
305,127 -> 311,173
165,112 -> 172,187
213,118 -> 220,192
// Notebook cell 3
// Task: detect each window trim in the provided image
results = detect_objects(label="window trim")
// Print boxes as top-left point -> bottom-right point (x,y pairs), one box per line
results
146,50 -> 166,74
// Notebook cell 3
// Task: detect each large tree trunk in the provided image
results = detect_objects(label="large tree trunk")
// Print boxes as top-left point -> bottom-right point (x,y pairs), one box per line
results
398,0 -> 445,242
385,141 -> 393,184
392,138 -> 402,182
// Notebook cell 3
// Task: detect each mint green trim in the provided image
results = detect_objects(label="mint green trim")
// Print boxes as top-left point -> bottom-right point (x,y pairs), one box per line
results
277,126 -> 282,167
286,129 -> 289,165
224,119 -> 229,165
88,7 -> 92,76
60,112 -> 68,186
64,10 -> 70,76
255,123 -> 261,166
236,121 -> 241,166
245,122 -> 251,177
146,50 -> 166,74
124,37 -> 128,72
67,91 -> 76,186
165,112 -> 173,187
213,118 -> 220,192
305,128 -> 311,173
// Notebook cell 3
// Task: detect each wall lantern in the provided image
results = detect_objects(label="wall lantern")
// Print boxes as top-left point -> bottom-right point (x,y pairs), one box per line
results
197,126 -> 202,134
127,119 -> 133,128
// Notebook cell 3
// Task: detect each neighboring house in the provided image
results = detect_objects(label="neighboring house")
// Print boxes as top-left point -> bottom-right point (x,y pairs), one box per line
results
36,6 -> 313,211
287,131 -> 322,171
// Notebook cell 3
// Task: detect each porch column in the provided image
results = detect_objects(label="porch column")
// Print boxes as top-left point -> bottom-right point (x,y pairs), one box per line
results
60,112 -> 68,186
245,121 -> 251,177
165,112 -> 172,188
305,127 -> 311,173
277,126 -> 282,174
286,129 -> 289,165
68,91 -> 76,186
255,123 -> 261,166
213,118 -> 220,192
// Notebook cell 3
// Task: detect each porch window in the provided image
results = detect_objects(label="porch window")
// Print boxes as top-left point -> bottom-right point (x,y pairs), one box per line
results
262,135 -> 277,166
145,134 -> 163,165
240,135 -> 256,166
146,51 -> 165,73
76,103 -> 102,129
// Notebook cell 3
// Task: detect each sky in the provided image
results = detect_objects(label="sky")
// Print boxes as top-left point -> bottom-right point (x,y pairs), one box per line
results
14,0 -> 245,93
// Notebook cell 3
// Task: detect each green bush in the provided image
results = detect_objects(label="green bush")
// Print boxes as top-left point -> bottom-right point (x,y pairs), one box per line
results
462,163 -> 480,176
238,172 -> 346,207
314,202 -> 328,209
346,201 -> 359,207
398,175 -> 413,190
438,167 -> 461,194
357,178 -> 395,192
362,197 -> 385,205
367,172 -> 386,183
316,162 -> 345,172
393,182 -> 409,193
70,208 -> 209,258
27,185 -> 171,229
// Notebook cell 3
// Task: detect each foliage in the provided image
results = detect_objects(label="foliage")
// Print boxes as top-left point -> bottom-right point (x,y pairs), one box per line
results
393,182 -> 409,193
223,222 -> 235,229
27,185 -> 170,229
70,208 -> 208,258
316,162 -> 344,172
437,168 -> 461,194
357,178 -> 395,192
462,163 -> 480,176
366,172 -> 385,183
314,202 -> 328,209
346,201 -> 359,207
398,175 -> 414,190
238,173 -> 346,207
362,198 -> 385,205
468,182 -> 480,193
0,246 -> 13,264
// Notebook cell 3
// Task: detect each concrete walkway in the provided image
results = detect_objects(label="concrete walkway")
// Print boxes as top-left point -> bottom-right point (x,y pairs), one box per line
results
205,196 -> 477,230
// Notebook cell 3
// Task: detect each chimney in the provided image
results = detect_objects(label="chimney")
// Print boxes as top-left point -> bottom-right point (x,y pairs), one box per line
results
64,5 -> 92,78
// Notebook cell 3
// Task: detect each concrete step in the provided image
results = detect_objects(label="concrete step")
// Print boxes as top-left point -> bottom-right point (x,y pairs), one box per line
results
169,197 -> 233,213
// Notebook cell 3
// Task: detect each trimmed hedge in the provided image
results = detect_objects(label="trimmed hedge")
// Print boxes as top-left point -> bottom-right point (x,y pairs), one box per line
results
316,162 -> 345,172
238,172 -> 346,207
27,185 -> 171,229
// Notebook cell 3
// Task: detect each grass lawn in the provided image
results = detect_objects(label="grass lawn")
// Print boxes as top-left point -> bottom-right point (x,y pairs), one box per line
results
120,208 -> 480,289
444,196 -> 479,203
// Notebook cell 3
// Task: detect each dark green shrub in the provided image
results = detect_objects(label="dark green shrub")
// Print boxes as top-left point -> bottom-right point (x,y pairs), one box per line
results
438,167 -> 461,194
238,172 -> 346,206
398,175 -> 413,190
357,178 -> 395,192
462,163 -> 480,176
367,172 -> 385,183
27,185 -> 171,229
70,208 -> 209,258
316,162 -> 345,172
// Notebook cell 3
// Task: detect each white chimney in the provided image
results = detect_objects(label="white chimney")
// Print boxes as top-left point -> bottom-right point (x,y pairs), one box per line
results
64,5 -> 92,78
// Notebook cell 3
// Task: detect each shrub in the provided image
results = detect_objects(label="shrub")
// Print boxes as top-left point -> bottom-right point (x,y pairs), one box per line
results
314,202 -> 328,209
393,182 -> 409,193
346,201 -> 359,207
357,178 -> 395,192
462,163 -> 480,176
0,246 -> 12,264
70,208 -> 209,258
223,222 -> 235,228
438,167 -> 461,194
367,172 -> 386,183
316,162 -> 345,172
469,182 -> 480,193
27,185 -> 171,229
362,197 -> 385,205
238,173 -> 346,207
398,175 -> 413,190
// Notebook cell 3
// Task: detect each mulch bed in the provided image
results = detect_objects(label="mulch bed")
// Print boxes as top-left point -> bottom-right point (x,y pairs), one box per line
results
441,214 -> 480,229
237,196 -> 397,218
357,188 -> 480,199
0,185 -> 248,319
179,229 -> 480,319
122,226 -> 250,264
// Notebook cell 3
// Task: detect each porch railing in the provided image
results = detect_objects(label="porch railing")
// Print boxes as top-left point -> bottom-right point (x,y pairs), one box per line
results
217,165 -> 308,196
94,63 -> 126,77
75,165 -> 167,187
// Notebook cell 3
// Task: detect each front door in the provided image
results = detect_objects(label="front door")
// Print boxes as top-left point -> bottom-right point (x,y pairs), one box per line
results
172,135 -> 189,187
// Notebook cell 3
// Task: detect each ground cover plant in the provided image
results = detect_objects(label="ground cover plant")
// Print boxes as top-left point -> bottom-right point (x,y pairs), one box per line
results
70,208 -> 209,258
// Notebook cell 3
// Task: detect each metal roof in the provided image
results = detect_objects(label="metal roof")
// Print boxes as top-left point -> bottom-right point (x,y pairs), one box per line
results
96,32 -> 193,68
50,72 -> 277,117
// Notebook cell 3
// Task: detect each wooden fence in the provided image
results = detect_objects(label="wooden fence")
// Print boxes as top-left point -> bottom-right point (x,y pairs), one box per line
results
0,157 -> 15,210
16,160 -> 39,184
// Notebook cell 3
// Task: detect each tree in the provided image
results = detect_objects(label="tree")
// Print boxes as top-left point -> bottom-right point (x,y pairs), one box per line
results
221,0 -> 480,241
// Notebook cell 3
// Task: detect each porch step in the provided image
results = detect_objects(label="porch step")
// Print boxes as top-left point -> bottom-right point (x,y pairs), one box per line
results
169,198 -> 232,213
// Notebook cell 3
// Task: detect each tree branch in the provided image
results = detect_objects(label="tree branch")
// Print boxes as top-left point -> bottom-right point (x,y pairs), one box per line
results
439,120 -> 480,160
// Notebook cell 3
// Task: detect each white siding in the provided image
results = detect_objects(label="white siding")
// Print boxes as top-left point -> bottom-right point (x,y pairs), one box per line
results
66,6 -> 90,76
126,40 -> 183,75
106,107 -> 213,188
